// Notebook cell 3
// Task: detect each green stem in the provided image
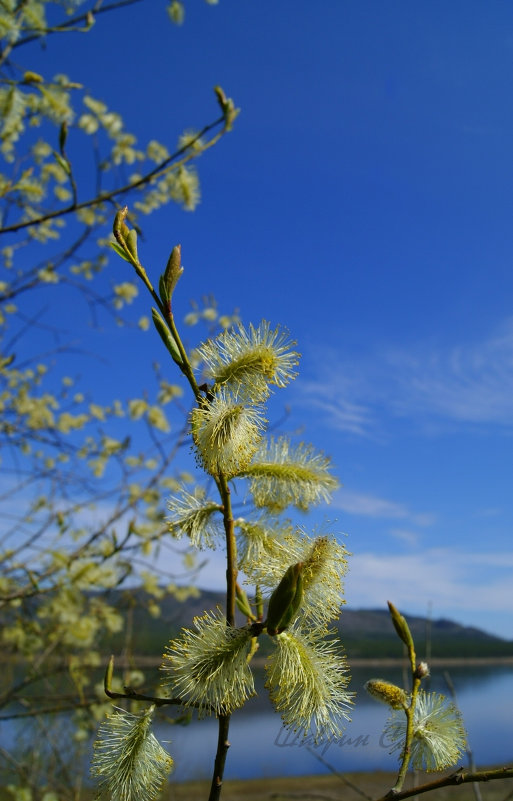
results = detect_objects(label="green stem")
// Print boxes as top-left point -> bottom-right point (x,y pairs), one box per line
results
392,677 -> 421,793
163,306 -> 203,402
391,632 -> 418,794
115,228 -> 203,403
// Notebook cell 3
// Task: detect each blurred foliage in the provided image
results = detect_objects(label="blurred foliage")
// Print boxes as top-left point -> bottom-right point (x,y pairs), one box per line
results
0,2 -> 236,799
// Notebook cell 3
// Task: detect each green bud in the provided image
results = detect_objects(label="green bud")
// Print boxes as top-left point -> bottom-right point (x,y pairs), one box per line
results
158,274 -> 170,308
113,207 -> 129,244
110,241 -> 131,263
151,308 -> 183,366
388,601 -> 414,651
166,245 -> 182,282
276,571 -> 303,633
104,655 -> 115,696
266,562 -> 303,636
23,70 -> 44,84
125,229 -> 138,261
235,584 -> 254,620
214,85 -> 239,131
59,121 -> 68,154
160,245 -> 183,305
53,151 -> 71,176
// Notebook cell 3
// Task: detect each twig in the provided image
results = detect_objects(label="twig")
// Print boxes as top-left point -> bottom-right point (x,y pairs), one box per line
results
0,116 -> 226,235
443,670 -> 483,801
305,746 -> 373,801
374,766 -> 513,801
103,654 -> 188,708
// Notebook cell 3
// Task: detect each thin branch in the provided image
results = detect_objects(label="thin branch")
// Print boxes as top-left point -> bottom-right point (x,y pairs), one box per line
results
9,0 -> 145,52
304,746 -> 373,801
374,767 -> 513,801
444,670 -> 483,801
0,115 -> 226,235
103,655 -> 201,710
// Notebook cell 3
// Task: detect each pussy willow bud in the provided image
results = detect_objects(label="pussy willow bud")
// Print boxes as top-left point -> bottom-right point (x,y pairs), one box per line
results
266,562 -> 303,636
365,679 -> 408,709
113,207 -> 130,245
388,601 -> 414,651
104,655 -> 115,695
59,121 -> 68,154
415,661 -> 430,679
161,245 -> 183,304
23,71 -> 44,83
214,85 -> 239,131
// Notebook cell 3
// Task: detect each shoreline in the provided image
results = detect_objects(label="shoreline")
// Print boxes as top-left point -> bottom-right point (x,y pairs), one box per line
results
343,656 -> 513,667
168,767 -> 513,801
93,654 -> 513,669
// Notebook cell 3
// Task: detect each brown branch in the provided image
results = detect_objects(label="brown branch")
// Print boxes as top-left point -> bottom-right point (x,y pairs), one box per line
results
204,473 -> 238,801
103,653 -> 195,709
9,0 -> 145,51
208,714 -> 232,801
0,115 -> 226,236
103,685 -> 186,708
373,766 -> 513,801
305,746 -> 373,801
0,697 -> 106,721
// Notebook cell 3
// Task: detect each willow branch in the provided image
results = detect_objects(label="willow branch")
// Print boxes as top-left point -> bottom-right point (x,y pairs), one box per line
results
0,115 -> 226,236
209,714 -> 231,801
388,602 -> 419,795
218,473 -> 237,627
103,654 -> 188,708
9,0 -> 144,52
207,473 -> 237,801
305,746 -> 373,801
375,766 -> 513,801
0,698 -> 108,720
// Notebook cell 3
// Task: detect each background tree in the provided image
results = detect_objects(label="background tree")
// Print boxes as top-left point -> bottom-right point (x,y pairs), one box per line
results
0,2 -> 235,798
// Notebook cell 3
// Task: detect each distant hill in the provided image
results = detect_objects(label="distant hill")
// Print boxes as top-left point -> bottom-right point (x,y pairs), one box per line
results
337,607 -> 513,659
102,587 -> 513,660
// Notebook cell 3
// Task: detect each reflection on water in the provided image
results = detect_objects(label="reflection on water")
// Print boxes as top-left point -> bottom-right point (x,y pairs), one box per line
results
157,664 -> 513,781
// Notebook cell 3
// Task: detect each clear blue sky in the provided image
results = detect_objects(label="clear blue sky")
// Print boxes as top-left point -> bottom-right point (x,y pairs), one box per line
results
20,1 -> 513,638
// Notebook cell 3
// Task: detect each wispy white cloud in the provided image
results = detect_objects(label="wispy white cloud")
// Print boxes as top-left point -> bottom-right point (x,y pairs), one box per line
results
389,528 -> 421,546
331,488 -> 434,527
345,547 -> 513,637
298,318 -> 513,434
298,374 -> 373,436
390,319 -> 513,424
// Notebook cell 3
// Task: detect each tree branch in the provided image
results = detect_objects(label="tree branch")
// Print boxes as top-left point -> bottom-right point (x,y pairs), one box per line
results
374,766 -> 513,801
0,115 -> 226,236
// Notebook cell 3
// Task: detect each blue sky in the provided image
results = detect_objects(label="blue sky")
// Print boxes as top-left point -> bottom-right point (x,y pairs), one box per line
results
16,1 -> 513,638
